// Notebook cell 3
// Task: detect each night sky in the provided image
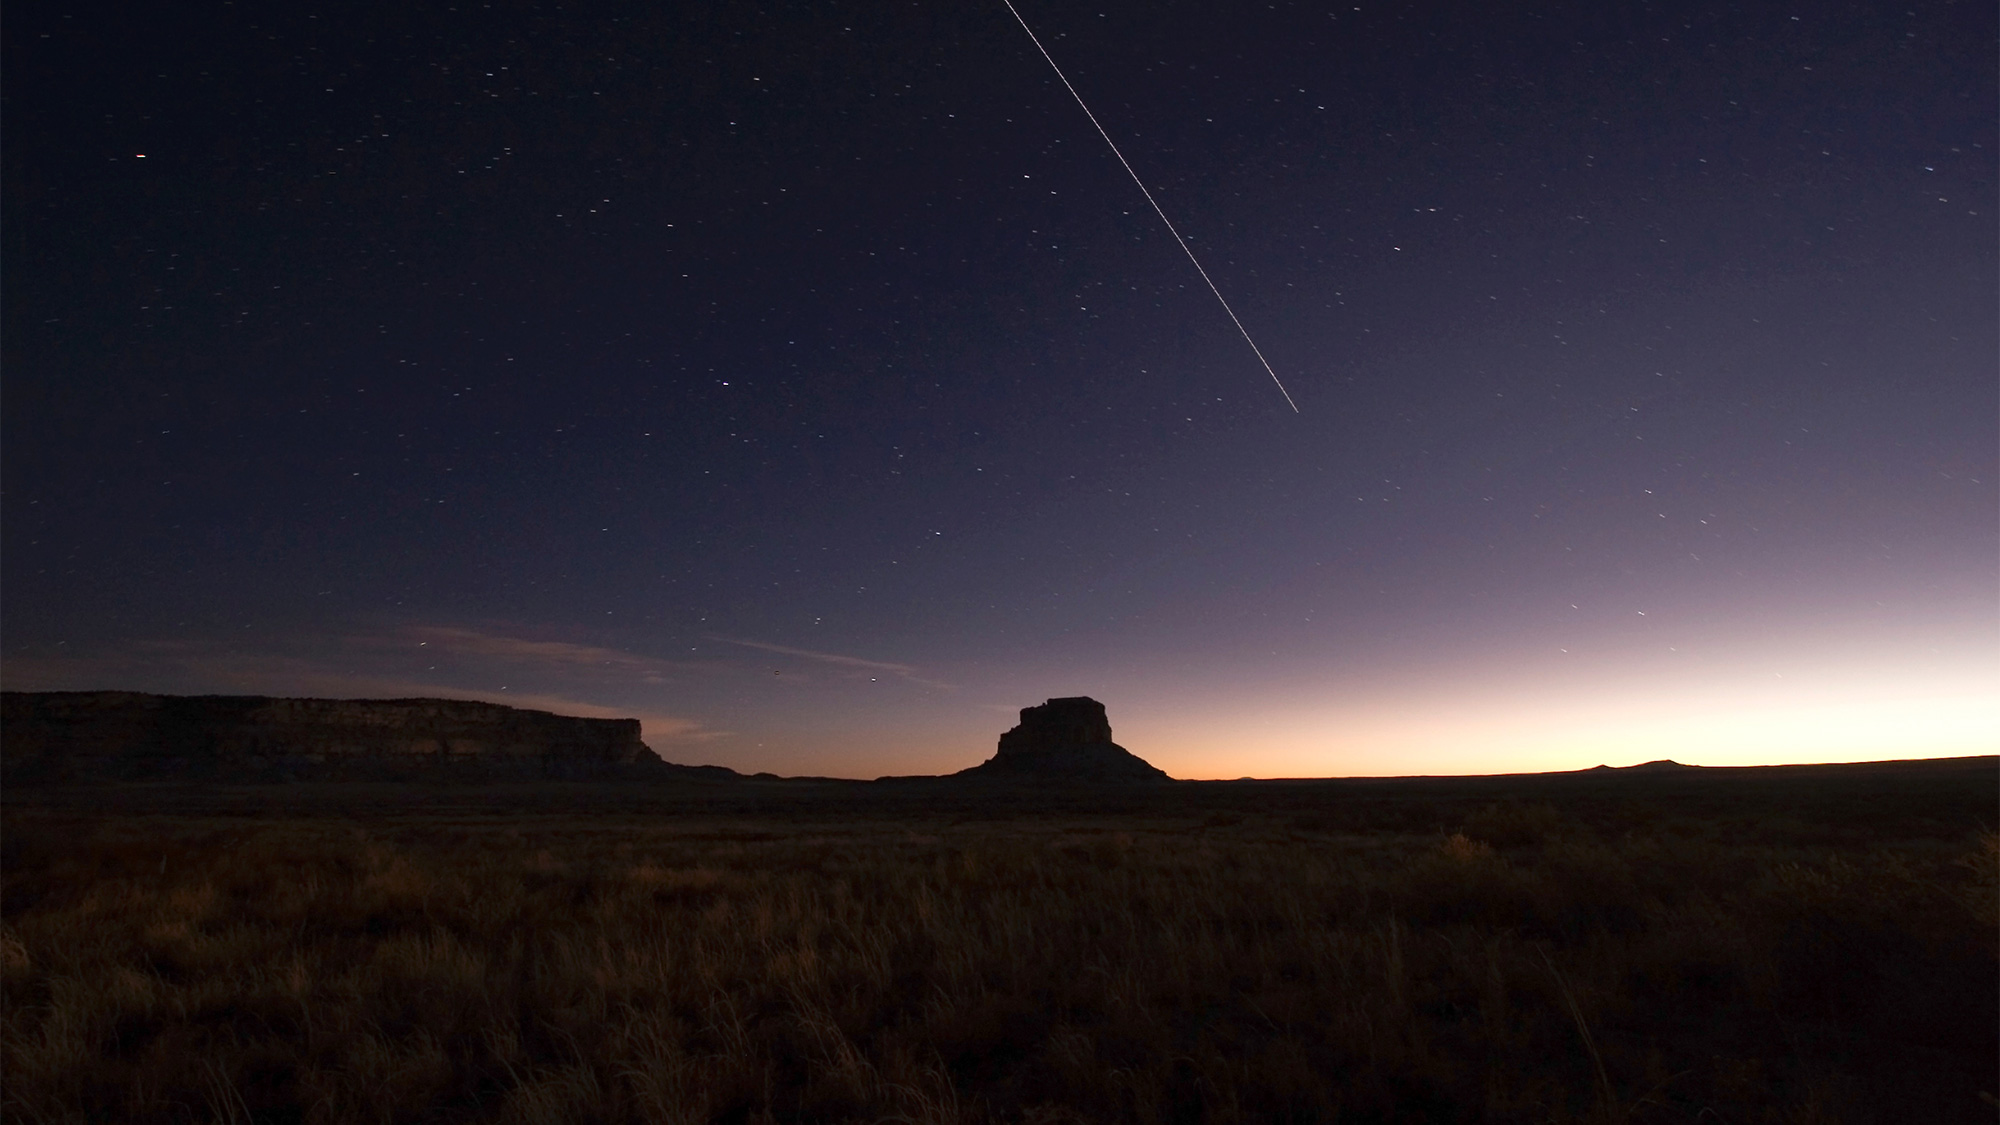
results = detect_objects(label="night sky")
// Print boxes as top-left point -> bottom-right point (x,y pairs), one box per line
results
5,0 -> 1994,778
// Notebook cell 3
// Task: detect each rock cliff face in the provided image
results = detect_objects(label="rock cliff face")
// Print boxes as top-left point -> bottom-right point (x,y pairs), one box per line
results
956,696 -> 1171,782
0,691 -> 720,783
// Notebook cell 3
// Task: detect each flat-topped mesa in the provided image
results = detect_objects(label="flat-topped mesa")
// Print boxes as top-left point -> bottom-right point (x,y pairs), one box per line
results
0,691 -> 707,783
957,696 -> 1171,782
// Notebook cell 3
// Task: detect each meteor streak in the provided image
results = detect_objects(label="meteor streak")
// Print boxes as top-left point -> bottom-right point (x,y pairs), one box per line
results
1000,0 -> 1300,413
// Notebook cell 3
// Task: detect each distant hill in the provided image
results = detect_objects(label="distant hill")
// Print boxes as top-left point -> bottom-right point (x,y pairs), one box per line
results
0,691 -> 740,783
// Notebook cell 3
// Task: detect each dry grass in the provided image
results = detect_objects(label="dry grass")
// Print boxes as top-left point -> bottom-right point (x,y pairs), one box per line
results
2,777 -> 1993,1123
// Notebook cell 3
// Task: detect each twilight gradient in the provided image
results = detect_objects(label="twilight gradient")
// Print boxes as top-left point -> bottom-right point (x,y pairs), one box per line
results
3,1 -> 1993,776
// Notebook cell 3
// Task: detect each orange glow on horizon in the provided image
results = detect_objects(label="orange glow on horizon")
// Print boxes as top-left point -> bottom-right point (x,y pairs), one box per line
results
706,640 -> 2000,781
1132,654 -> 2000,780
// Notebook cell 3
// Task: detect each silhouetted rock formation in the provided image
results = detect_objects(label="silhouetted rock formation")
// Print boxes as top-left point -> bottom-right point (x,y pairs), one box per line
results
0,691 -> 735,783
956,696 -> 1171,782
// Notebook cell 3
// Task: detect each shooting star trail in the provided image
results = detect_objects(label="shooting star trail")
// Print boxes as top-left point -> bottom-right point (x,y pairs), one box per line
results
1000,0 -> 1300,413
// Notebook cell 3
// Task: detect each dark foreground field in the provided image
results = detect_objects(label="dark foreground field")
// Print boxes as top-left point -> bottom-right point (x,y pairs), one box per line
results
3,758 -> 1994,1124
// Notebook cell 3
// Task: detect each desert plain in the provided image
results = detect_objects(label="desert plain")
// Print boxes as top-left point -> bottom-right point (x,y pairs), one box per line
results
3,752 -> 1994,1125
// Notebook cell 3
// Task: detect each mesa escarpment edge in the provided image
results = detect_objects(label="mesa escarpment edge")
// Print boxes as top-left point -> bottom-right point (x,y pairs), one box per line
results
0,691 -> 737,783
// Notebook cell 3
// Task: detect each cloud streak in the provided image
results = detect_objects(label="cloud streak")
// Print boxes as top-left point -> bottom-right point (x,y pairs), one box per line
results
708,636 -> 955,690
380,626 -> 714,682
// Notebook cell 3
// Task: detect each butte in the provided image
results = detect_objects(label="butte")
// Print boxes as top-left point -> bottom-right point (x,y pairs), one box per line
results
955,696 -> 1170,782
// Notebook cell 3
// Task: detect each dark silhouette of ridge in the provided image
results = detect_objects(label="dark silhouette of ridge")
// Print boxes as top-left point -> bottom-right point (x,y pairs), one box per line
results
952,697 -> 1171,782
0,690 -> 740,783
